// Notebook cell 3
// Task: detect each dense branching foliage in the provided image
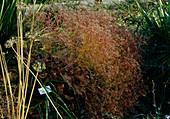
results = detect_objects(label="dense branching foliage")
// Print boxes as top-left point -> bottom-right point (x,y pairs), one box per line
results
24,5 -> 146,118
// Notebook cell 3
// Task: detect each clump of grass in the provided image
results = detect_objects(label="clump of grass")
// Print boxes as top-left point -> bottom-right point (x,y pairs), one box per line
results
24,5 -> 147,118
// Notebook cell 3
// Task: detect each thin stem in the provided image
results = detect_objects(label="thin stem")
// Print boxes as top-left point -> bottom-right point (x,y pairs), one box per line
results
152,80 -> 157,109
21,0 -> 35,116
0,46 -> 11,119
0,46 -> 16,119
23,0 -> 36,107
16,1 -> 22,119
25,72 -> 39,119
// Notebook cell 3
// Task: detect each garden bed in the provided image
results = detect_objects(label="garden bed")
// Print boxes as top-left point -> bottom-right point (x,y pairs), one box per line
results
0,0 -> 169,118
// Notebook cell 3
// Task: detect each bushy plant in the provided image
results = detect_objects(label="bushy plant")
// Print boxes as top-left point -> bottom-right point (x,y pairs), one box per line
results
25,5 -> 146,118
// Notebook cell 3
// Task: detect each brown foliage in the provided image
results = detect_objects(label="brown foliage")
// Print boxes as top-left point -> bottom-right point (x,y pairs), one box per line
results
25,6 -> 146,118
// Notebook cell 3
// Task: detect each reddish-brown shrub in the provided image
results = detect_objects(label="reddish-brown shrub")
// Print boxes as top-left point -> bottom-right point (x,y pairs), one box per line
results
25,6 -> 146,118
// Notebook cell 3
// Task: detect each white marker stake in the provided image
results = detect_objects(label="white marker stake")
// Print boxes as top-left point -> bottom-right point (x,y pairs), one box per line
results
38,86 -> 52,95
38,86 -> 52,118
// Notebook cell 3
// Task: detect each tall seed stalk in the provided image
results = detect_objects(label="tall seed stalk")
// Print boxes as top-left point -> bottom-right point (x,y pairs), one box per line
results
0,0 -> 63,118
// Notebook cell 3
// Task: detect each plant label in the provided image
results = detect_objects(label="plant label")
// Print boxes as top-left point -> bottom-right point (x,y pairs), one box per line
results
38,86 -> 52,95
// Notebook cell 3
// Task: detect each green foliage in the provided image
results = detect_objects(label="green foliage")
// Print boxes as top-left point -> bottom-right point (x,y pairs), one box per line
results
135,0 -> 170,115
113,0 -> 170,117
0,0 -> 17,47
28,81 -> 76,118
124,0 -> 170,83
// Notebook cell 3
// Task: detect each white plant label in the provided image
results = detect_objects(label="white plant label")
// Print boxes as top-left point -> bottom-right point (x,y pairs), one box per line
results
38,86 -> 52,95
